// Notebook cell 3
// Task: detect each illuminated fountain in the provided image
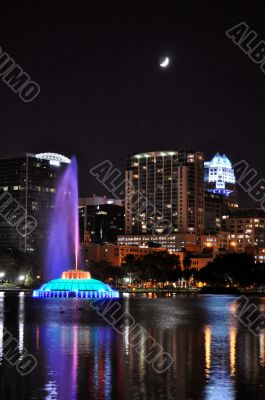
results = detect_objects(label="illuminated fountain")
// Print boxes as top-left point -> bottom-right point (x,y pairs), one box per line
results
33,155 -> 119,299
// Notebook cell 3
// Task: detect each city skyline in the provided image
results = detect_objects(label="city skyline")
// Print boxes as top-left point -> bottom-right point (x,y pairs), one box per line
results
0,148 -> 261,258
0,2 -> 264,200
0,147 -> 257,207
0,4 -> 265,399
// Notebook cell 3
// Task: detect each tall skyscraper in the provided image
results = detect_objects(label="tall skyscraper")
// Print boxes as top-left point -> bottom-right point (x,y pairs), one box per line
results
204,153 -> 238,234
0,152 -> 70,255
79,196 -> 124,244
125,149 -> 204,236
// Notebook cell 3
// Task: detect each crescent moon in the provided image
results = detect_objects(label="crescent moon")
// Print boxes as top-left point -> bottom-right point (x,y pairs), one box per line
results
160,57 -> 170,68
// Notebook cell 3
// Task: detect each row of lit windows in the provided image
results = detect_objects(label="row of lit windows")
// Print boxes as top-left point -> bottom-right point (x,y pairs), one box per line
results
0,185 -> 55,193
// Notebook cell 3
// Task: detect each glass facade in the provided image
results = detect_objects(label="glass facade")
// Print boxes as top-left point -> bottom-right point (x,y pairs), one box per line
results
79,199 -> 125,244
0,153 -> 69,256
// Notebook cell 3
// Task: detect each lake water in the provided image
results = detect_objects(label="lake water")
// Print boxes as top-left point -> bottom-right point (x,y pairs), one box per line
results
0,293 -> 265,399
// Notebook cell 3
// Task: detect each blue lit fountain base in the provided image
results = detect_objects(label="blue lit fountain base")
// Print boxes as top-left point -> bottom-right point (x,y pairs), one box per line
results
33,270 -> 119,299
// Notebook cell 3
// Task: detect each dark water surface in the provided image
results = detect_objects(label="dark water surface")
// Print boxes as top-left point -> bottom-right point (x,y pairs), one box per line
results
0,293 -> 265,400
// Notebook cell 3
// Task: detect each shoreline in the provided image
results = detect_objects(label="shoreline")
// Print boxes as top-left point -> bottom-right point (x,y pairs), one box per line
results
1,287 -> 265,296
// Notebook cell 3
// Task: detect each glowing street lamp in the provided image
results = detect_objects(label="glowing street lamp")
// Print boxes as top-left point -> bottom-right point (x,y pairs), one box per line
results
0,272 -> 5,279
18,275 -> 25,282
230,241 -> 237,252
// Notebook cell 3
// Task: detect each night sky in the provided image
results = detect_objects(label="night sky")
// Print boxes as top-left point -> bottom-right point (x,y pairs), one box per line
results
0,1 -> 264,203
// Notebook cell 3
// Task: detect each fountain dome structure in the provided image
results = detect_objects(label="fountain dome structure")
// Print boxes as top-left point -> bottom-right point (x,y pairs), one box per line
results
33,270 -> 119,298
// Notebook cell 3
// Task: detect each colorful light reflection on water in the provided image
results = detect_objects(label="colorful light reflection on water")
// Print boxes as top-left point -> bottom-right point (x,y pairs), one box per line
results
1,295 -> 265,399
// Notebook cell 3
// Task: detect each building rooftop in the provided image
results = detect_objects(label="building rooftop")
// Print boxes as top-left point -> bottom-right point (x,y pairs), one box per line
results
79,196 -> 124,207
0,152 -> 71,166
130,148 -> 201,159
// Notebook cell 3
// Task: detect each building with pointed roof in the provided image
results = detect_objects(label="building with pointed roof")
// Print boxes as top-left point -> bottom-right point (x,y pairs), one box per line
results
204,153 -> 238,234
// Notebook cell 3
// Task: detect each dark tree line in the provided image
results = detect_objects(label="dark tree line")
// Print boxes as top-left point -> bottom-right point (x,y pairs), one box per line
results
122,251 -> 182,284
0,248 -> 37,286
88,252 -> 265,288
88,261 -> 123,282
196,253 -> 265,287
1,247 -> 265,289
87,252 -> 182,286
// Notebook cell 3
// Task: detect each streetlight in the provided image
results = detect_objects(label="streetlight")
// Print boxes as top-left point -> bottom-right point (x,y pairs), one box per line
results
0,272 -> 5,284
230,241 -> 237,252
18,275 -> 25,282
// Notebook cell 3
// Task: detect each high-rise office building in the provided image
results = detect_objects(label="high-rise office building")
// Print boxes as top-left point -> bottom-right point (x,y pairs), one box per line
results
79,196 -> 124,244
0,152 -> 70,255
204,153 -> 238,234
125,149 -> 204,236
204,192 -> 224,234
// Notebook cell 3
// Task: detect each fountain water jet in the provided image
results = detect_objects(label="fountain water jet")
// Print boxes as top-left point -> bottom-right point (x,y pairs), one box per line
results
33,156 -> 119,299
45,156 -> 81,279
